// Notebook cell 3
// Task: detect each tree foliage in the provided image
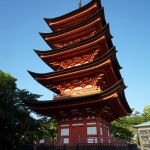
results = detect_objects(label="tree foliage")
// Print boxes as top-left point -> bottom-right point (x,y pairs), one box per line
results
111,125 -> 133,142
0,70 -> 17,93
0,70 -> 57,150
143,105 -> 150,121
110,107 -> 150,143
37,118 -> 58,139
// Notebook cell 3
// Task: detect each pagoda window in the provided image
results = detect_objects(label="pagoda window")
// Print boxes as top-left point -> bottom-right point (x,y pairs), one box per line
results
72,117 -> 77,120
100,127 -> 103,135
86,116 -> 90,119
61,117 -> 69,121
65,89 -> 71,92
67,66 -> 72,68
85,85 -> 92,88
74,87 -> 82,90
87,127 -> 97,135
78,116 -> 83,120
63,138 -> 69,144
92,115 -> 95,119
75,63 -> 81,66
61,128 -> 69,136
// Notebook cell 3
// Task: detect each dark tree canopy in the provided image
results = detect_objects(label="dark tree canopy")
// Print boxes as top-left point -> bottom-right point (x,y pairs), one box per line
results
0,70 -> 58,150
0,70 -> 17,93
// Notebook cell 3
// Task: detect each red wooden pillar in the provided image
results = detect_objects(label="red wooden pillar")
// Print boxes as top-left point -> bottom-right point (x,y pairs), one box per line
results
96,118 -> 100,141
83,117 -> 87,143
58,122 -> 61,140
108,123 -> 111,137
104,121 -> 107,137
69,120 -> 72,144
99,120 -> 104,142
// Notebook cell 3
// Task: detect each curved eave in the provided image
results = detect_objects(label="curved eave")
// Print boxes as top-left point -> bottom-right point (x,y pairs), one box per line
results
111,49 -> 122,78
35,24 -> 113,63
23,79 -> 132,116
44,0 -> 102,32
33,49 -> 55,71
28,69 -> 60,94
28,46 -> 122,93
41,8 -> 106,36
35,23 -> 111,54
29,46 -> 117,78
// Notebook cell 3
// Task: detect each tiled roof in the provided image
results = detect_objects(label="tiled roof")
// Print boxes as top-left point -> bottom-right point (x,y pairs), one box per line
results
133,121 -> 150,128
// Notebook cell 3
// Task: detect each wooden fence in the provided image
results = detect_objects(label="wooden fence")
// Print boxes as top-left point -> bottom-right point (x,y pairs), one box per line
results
19,143 -> 138,150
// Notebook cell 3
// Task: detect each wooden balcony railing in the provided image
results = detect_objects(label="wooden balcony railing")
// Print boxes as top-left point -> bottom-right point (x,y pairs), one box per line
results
79,137 -> 127,144
35,137 -> 127,145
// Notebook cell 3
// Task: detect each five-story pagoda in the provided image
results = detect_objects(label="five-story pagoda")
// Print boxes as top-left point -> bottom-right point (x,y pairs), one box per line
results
23,0 -> 132,144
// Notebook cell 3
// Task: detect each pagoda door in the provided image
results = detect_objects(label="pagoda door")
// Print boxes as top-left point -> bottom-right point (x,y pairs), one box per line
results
71,126 -> 84,144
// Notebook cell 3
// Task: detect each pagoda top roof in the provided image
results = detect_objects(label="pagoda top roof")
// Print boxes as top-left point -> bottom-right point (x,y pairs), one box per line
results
44,0 -> 102,32
22,79 -> 132,118
40,8 -> 106,49
40,7 -> 105,36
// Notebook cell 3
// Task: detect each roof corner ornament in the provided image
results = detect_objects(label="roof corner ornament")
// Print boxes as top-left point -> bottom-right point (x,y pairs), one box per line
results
78,0 -> 82,8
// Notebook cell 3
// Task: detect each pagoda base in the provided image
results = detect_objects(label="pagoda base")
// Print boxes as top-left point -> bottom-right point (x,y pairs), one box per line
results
57,117 -> 110,144
21,143 -> 138,150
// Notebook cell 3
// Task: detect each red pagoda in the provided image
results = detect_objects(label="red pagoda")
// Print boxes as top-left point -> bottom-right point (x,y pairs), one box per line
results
24,0 -> 132,145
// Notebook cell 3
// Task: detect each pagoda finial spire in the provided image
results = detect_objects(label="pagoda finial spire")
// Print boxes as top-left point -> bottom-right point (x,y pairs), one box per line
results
78,0 -> 82,8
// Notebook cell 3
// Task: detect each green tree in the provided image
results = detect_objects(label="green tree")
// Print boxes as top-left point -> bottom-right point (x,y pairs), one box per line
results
111,125 -> 133,142
39,118 -> 58,139
0,87 -> 41,149
0,71 -> 40,149
143,105 -> 150,121
110,117 -> 133,141
0,70 -> 58,149
110,114 -> 145,142
143,105 -> 150,114
0,70 -> 17,93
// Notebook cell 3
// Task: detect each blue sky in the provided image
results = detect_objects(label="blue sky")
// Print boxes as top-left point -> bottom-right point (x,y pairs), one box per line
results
0,0 -> 150,114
